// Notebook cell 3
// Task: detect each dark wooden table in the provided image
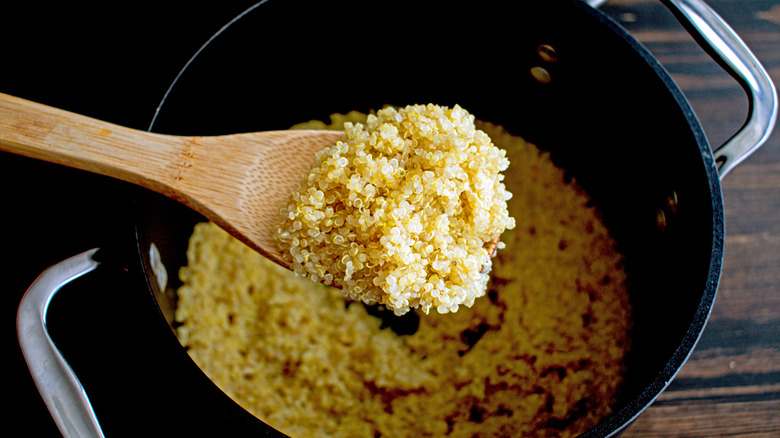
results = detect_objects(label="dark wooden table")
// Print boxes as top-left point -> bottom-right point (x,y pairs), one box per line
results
1,1 -> 777,436
599,1 -> 780,436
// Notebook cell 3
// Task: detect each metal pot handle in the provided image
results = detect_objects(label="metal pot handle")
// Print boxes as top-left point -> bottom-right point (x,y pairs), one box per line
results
662,0 -> 777,179
590,0 -> 778,179
16,249 -> 106,438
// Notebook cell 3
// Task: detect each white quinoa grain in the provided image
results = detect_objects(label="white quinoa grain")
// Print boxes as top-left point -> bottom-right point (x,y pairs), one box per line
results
276,104 -> 515,315
176,115 -> 633,438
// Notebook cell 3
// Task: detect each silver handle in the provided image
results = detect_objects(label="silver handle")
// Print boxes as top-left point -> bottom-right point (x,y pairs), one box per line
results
662,0 -> 777,179
583,0 -> 610,7
16,249 -> 105,438
590,0 -> 778,179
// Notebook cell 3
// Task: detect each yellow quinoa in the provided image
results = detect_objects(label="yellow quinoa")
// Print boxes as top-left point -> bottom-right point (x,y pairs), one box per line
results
275,104 -> 515,315
175,114 -> 632,438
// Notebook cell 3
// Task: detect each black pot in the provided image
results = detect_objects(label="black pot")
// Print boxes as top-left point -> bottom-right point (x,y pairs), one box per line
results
15,0 -> 776,437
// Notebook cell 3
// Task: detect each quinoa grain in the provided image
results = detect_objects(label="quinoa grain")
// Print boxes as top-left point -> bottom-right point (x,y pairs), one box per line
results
175,113 -> 632,438
275,104 -> 515,315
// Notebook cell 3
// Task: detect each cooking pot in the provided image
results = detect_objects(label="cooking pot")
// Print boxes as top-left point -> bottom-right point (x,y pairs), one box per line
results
15,0 -> 776,437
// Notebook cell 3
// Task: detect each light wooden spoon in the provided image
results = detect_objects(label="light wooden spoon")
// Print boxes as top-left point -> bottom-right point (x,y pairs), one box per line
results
0,92 -> 342,267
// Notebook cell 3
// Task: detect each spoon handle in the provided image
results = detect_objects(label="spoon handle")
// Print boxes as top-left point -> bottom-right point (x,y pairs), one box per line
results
0,92 -> 345,264
0,92 -> 191,195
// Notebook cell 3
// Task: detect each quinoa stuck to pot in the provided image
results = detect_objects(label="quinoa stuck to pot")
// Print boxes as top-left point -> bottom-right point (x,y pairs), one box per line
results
275,104 -> 516,316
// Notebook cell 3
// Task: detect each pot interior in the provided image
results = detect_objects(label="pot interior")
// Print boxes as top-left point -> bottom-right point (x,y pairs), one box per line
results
136,0 -> 724,435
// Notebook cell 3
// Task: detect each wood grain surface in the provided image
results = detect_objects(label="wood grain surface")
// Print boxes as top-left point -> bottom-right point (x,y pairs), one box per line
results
600,1 -> 780,436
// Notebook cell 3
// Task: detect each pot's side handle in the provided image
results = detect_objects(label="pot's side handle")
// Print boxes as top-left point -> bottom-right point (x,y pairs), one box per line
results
583,0 -> 610,8
16,249 -> 105,438
661,0 -> 777,179
589,0 -> 777,179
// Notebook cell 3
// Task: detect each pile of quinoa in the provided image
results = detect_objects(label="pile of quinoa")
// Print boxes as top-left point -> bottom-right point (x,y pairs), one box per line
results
174,112 -> 633,437
275,104 -> 515,316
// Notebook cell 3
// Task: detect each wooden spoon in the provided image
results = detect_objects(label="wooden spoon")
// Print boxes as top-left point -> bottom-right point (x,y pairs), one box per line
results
1,93 -> 503,273
0,92 -> 342,267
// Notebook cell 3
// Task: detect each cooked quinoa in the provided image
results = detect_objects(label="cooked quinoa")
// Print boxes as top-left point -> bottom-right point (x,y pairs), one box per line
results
275,104 -> 515,316
175,115 -> 632,437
